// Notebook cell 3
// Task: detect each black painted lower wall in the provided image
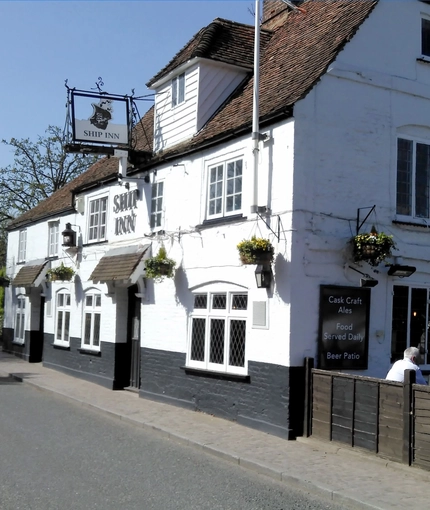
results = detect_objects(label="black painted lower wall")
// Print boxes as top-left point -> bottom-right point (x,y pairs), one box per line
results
42,334 -> 129,390
140,347 -> 305,439
2,327 -> 43,362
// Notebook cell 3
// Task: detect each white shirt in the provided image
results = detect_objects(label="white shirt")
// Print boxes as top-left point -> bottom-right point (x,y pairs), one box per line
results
386,358 -> 427,385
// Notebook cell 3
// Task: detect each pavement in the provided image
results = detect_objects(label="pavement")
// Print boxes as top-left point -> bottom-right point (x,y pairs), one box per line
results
1,351 -> 429,510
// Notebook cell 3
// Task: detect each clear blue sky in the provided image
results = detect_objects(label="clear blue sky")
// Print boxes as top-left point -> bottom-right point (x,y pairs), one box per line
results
0,1 -> 254,166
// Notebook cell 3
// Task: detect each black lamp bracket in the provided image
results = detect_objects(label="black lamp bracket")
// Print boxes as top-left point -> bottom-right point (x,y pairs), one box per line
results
356,205 -> 376,235
348,265 -> 371,279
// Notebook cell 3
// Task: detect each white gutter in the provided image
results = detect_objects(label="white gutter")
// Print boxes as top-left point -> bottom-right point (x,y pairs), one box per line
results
251,0 -> 261,214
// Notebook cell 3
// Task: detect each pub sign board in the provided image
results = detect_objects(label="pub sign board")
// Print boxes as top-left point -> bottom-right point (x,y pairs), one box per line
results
318,285 -> 370,370
71,91 -> 130,146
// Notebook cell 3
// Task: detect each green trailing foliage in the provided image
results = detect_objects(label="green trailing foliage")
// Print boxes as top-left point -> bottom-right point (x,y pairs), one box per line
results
350,227 -> 396,267
46,262 -> 75,282
145,246 -> 176,282
237,236 -> 274,265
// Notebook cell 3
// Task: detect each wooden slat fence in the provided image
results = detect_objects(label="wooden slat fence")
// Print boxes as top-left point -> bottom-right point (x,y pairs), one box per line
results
305,358 -> 430,470
413,384 -> 430,470
304,358 -> 408,464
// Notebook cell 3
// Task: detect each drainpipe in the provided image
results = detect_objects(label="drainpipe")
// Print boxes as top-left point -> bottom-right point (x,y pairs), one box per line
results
251,0 -> 261,214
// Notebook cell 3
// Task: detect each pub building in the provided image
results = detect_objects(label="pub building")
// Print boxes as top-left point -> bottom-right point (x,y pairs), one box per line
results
4,0 -> 430,439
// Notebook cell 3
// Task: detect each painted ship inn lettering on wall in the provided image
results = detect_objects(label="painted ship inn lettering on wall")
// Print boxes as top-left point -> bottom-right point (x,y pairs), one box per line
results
114,189 -> 138,236
318,285 -> 370,370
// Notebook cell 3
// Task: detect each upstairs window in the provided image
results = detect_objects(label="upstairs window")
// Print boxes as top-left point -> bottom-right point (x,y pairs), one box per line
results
207,158 -> 243,219
172,73 -> 185,107
14,295 -> 26,344
55,291 -> 71,346
48,221 -> 59,257
88,196 -> 108,242
422,18 -> 430,57
397,138 -> 430,218
150,181 -> 164,229
187,292 -> 248,375
18,229 -> 27,263
82,292 -> 101,350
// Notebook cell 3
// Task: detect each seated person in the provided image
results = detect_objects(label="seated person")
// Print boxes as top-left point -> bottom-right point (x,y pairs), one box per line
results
386,346 -> 427,385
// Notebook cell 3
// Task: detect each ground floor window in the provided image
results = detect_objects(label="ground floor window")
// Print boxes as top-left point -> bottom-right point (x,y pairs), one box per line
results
14,295 -> 26,344
83,292 -> 101,350
55,291 -> 71,346
187,292 -> 248,374
391,285 -> 430,365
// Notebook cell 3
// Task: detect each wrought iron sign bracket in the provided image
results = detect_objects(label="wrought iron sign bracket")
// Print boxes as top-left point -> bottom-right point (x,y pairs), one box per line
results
356,205 -> 376,235
256,209 -> 280,241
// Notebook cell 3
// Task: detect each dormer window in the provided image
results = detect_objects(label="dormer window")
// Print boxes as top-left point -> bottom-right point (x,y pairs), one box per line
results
422,18 -> 430,57
172,73 -> 185,107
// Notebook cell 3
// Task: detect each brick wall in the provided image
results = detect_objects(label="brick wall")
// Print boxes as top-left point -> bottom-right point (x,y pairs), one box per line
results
140,347 -> 304,438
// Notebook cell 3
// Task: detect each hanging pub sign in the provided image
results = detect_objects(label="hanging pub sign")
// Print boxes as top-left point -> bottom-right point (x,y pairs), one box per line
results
318,285 -> 370,370
71,91 -> 130,146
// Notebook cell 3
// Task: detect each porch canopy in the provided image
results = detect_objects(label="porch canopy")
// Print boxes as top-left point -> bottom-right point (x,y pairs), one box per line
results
89,244 -> 150,284
12,259 -> 49,288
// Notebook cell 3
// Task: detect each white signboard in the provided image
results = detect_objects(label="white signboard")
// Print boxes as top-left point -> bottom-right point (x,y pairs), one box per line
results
72,92 -> 129,145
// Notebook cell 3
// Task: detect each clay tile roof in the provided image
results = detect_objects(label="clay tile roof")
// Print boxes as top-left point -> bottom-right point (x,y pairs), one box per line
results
9,0 -> 377,230
146,18 -> 271,86
13,261 -> 48,287
89,245 -> 150,283
188,0 -> 378,145
7,155 -> 119,231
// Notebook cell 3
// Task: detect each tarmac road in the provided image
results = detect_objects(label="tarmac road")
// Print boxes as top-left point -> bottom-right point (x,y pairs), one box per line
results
0,381 -> 351,510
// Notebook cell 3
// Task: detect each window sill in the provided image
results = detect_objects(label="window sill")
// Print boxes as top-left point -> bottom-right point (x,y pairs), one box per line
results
82,240 -> 108,248
181,366 -> 250,382
79,348 -> 101,357
196,214 -> 246,230
12,340 -> 24,346
392,219 -> 430,229
51,343 -> 70,351
417,57 -> 430,64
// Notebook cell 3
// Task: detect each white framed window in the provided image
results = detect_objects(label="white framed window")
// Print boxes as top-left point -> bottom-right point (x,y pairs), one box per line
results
172,72 -> 185,107
422,18 -> 430,57
55,290 -> 71,346
150,181 -> 164,229
207,158 -> 243,219
88,196 -> 108,242
397,137 -> 430,219
187,292 -> 248,375
48,221 -> 59,257
392,286 -> 430,373
82,291 -> 101,350
14,295 -> 26,344
18,229 -> 27,262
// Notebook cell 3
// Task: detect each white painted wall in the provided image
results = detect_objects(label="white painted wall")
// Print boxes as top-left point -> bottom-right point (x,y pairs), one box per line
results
153,64 -> 199,152
288,0 -> 430,377
197,61 -> 248,131
152,59 -> 248,152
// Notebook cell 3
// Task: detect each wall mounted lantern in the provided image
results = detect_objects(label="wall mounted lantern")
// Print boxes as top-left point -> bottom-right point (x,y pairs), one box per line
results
387,264 -> 416,277
348,265 -> 378,288
62,223 -> 76,248
255,264 -> 272,288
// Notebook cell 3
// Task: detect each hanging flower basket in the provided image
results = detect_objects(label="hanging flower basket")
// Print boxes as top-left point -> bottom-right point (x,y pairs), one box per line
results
145,246 -> 176,283
237,237 -> 274,265
46,263 -> 76,282
350,228 -> 396,267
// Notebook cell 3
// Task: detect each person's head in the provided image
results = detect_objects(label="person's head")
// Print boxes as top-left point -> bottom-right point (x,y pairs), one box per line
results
404,346 -> 421,365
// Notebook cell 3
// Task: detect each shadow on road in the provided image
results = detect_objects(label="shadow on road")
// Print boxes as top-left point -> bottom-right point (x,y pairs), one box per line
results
0,376 -> 22,385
